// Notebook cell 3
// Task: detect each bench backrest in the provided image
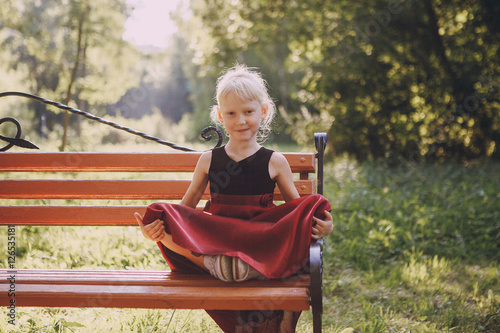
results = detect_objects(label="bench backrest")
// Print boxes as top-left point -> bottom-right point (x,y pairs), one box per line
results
0,151 -> 319,226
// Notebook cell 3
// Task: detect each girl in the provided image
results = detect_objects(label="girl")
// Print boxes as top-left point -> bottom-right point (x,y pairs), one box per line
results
135,65 -> 333,332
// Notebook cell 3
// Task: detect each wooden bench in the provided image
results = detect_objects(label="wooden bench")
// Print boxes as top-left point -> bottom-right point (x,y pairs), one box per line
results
0,133 -> 327,332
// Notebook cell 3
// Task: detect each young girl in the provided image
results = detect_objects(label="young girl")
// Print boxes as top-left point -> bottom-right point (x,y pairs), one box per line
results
135,65 -> 333,332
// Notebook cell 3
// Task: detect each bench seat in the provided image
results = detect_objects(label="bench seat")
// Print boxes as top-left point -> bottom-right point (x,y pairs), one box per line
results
0,269 -> 310,311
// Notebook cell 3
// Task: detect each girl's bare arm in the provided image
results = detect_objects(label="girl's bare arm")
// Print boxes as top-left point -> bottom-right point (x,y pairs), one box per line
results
180,151 -> 211,209
135,151 -> 210,246
270,152 -> 334,238
269,152 -> 300,202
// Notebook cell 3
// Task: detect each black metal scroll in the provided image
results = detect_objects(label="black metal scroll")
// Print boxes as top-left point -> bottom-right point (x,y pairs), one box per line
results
0,117 -> 39,152
0,91 -> 223,152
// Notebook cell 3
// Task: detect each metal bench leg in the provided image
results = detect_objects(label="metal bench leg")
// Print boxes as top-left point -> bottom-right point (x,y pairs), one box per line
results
312,132 -> 327,332
310,238 -> 323,333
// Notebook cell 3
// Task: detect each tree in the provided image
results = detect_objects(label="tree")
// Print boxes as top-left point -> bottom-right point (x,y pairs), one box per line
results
155,36 -> 193,123
181,0 -> 499,161
61,0 -> 90,151
0,0 -> 140,149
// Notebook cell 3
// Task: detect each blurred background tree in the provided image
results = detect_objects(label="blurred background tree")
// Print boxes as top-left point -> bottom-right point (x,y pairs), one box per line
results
0,0 -> 498,160
0,0 -> 140,150
183,0 -> 499,161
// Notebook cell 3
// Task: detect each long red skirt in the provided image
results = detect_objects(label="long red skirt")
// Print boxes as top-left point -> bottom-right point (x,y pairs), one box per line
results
142,193 -> 331,332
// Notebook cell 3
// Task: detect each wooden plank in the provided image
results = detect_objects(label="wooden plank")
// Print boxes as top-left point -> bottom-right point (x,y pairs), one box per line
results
0,206 -> 146,226
283,153 -> 316,174
0,284 -> 310,310
0,179 -> 314,200
0,179 -> 190,200
0,269 -> 310,311
0,269 -> 310,287
0,152 -> 202,172
0,152 -> 315,173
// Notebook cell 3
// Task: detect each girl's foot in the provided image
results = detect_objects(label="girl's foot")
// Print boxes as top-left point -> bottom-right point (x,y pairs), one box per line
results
204,254 -> 233,282
204,255 -> 265,282
232,257 -> 264,282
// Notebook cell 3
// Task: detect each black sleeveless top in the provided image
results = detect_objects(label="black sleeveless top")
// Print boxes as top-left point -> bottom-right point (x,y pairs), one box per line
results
208,146 -> 276,195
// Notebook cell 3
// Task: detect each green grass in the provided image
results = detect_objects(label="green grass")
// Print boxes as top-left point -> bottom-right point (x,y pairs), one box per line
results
1,158 -> 499,332
0,308 -> 221,332
321,158 -> 499,332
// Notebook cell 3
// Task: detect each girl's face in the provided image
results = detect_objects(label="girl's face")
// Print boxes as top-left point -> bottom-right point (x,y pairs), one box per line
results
217,92 -> 268,143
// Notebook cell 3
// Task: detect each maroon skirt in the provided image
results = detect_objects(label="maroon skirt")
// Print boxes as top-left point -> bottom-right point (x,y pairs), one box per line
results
142,193 -> 331,279
142,193 -> 331,332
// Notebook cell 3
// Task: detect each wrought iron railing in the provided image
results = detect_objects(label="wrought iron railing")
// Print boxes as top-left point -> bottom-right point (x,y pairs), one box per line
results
0,91 -> 222,152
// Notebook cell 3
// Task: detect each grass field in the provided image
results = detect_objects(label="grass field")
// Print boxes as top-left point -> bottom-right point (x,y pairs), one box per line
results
1,158 -> 499,332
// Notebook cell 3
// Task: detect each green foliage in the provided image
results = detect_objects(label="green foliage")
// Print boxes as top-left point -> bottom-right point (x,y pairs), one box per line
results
0,0 -> 137,105
325,159 -> 500,269
181,0 -> 500,161
2,0 -> 498,160
0,0 -> 141,149
320,159 -> 499,332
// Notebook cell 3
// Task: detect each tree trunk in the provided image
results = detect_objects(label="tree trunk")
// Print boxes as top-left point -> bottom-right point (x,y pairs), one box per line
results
60,4 -> 89,151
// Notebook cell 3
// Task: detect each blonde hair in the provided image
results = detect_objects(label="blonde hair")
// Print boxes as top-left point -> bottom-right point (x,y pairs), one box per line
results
210,64 -> 276,142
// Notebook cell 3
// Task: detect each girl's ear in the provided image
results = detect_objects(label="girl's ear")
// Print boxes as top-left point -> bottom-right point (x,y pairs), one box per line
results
216,107 -> 224,123
261,104 -> 269,119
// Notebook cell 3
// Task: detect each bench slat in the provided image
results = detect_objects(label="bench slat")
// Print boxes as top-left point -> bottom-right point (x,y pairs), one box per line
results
0,269 -> 310,311
0,152 -> 316,173
1,285 -> 310,310
0,269 -> 310,287
0,206 -> 145,226
0,179 -> 315,200
0,179 -> 191,200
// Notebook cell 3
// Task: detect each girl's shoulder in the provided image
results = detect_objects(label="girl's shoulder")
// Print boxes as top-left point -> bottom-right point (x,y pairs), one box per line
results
201,150 -> 213,158
269,150 -> 286,163
195,150 -> 212,175
268,151 -> 290,180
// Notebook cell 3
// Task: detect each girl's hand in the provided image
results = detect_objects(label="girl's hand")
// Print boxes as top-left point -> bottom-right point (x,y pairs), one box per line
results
134,213 -> 167,242
311,210 -> 333,240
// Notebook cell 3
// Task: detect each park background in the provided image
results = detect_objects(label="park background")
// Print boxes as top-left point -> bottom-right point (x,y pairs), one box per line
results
0,0 -> 499,332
